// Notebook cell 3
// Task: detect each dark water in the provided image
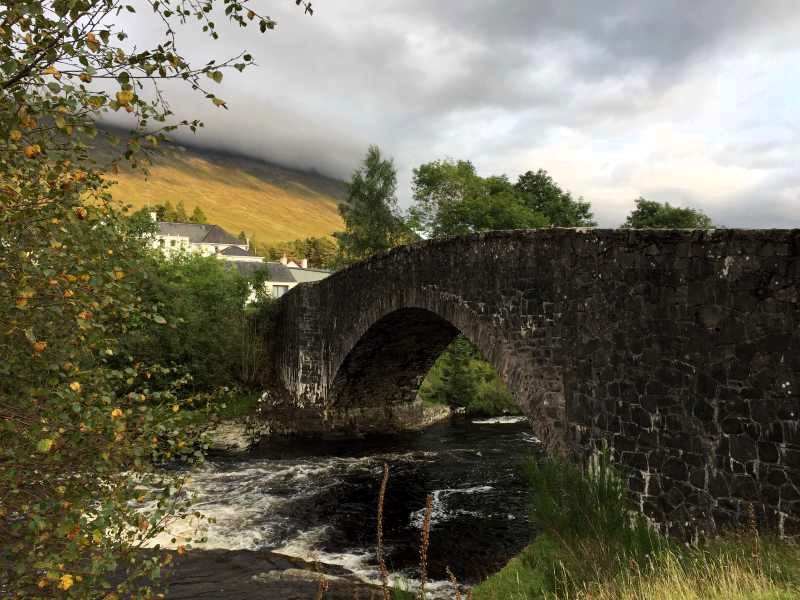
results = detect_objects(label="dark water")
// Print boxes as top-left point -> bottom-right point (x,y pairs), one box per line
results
152,417 -> 538,592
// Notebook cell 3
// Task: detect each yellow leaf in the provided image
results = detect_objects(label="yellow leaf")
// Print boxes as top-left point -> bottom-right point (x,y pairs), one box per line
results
23,144 -> 41,159
9,129 -> 21,141
171,404 -> 180,413
58,574 -> 74,590
212,97 -> 227,108
111,408 -> 123,419
69,381 -> 81,393
116,90 -> 134,106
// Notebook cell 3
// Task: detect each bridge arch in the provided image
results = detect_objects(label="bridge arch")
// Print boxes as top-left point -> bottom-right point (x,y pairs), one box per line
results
325,298 -> 566,446
269,229 -> 800,536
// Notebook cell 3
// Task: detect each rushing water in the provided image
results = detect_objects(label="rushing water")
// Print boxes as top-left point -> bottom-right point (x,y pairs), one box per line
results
151,416 -> 539,592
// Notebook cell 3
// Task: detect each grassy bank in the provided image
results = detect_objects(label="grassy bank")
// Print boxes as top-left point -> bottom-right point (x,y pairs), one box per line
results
471,454 -> 799,600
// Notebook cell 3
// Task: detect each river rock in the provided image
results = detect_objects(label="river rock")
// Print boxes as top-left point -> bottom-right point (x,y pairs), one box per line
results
161,549 -> 384,599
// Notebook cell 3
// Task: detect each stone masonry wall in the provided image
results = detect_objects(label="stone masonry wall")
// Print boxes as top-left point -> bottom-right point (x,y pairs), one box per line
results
268,229 -> 800,537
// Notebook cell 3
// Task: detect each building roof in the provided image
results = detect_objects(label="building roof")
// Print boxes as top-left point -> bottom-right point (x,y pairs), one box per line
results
264,262 -> 296,283
157,222 -> 242,245
226,261 -> 266,278
287,266 -> 332,284
223,260 -> 331,284
219,245 -> 253,257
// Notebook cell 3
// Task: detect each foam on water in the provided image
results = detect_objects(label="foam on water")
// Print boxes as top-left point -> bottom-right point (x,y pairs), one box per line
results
409,485 -> 493,529
471,415 -> 529,424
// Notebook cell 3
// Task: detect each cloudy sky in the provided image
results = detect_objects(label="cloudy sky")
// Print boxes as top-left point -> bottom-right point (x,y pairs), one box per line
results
126,1 -> 800,227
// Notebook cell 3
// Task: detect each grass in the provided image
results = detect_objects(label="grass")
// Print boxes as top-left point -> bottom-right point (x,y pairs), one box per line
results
216,391 -> 261,420
470,452 -> 800,600
473,535 -> 800,600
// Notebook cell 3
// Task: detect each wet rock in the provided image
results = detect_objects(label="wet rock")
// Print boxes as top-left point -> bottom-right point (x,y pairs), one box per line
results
160,549 -> 383,600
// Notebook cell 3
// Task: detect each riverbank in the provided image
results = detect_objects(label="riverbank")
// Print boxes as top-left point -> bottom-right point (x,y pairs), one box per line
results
206,398 -> 453,452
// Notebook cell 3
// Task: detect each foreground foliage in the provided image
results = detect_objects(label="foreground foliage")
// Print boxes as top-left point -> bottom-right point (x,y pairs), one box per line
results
472,454 -> 799,600
0,0 -> 308,595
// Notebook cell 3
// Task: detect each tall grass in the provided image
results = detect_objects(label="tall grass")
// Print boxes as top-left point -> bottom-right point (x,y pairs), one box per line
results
472,451 -> 799,600
521,449 -> 665,594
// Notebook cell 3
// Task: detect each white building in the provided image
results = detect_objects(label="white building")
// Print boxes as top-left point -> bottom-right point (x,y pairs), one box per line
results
150,215 -> 331,299
235,255 -> 331,299
152,220 -> 248,257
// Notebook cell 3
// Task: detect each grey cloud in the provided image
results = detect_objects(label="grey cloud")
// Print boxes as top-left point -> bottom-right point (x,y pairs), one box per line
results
118,1 -> 800,227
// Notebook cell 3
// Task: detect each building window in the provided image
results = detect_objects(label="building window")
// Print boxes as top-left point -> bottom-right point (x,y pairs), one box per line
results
158,239 -> 165,247
273,285 -> 289,298
170,240 -> 177,247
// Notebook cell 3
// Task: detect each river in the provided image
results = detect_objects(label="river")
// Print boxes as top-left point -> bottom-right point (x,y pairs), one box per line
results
151,416 -> 539,596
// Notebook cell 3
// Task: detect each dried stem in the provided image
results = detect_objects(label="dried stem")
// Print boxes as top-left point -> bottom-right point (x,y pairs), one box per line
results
446,566 -> 462,600
377,463 -> 391,600
418,494 -> 433,600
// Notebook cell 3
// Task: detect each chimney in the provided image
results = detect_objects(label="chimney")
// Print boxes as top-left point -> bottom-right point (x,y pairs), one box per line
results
280,254 -> 288,266
301,258 -> 308,269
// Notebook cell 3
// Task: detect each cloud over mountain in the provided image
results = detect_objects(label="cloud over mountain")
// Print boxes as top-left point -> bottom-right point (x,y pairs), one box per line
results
122,1 -> 800,227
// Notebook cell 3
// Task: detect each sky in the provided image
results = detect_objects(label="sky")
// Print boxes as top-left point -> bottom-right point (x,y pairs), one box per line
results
123,1 -> 800,227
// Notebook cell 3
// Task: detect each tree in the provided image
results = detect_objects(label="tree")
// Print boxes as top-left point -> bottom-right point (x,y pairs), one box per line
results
514,169 -> 596,227
419,337 -> 518,416
336,145 -> 414,264
158,200 -> 176,221
0,0 -> 311,595
238,230 -> 248,243
175,199 -> 189,222
126,254 -> 252,389
191,205 -> 208,224
621,197 -> 715,229
409,159 -> 551,237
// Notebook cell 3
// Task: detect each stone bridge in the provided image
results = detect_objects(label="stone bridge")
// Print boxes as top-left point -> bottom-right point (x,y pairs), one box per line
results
267,229 -> 800,536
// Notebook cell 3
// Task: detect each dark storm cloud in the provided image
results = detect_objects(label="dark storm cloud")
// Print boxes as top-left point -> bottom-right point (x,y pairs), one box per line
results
122,1 -> 800,226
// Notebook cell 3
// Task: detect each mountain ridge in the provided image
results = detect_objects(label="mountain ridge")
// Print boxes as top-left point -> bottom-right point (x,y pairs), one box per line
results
101,128 -> 348,245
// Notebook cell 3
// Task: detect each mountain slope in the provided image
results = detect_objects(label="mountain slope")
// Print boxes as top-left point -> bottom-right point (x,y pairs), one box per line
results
105,138 -> 347,244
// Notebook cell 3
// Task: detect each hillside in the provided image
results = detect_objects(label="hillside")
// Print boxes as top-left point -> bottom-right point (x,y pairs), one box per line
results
103,134 -> 347,245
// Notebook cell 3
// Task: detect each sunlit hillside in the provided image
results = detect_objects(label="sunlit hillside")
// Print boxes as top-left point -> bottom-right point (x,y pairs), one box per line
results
104,137 -> 347,244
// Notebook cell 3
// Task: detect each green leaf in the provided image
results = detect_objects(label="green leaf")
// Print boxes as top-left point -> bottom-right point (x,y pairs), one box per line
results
36,438 -> 54,453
